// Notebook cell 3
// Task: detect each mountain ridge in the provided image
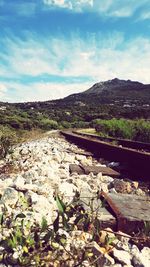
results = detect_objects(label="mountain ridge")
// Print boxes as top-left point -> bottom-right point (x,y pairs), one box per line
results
82,78 -> 145,95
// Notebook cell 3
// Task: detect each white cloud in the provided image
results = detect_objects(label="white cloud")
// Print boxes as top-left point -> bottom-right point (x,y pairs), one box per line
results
98,0 -> 149,17
15,2 -> 37,17
0,83 -> 7,98
0,32 -> 150,101
0,81 -> 91,102
43,0 -> 94,12
43,0 -> 150,18
43,0 -> 72,9
140,11 -> 150,20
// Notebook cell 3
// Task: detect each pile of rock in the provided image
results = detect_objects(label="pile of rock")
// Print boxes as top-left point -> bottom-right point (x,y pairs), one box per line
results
0,131 -> 149,266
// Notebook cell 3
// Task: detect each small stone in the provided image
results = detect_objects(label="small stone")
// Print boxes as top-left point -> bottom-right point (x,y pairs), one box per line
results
59,182 -> 78,201
141,247 -> 150,260
13,175 -> 25,190
131,181 -> 139,189
97,172 -> 103,180
1,187 -> 18,207
109,188 -> 117,194
101,175 -> 114,184
75,154 -> 86,162
20,147 -> 29,155
130,244 -> 140,256
100,183 -> 109,193
116,240 -> 130,251
112,248 -> 132,265
111,265 -> 122,267
114,180 -> 132,193
135,188 -> 146,196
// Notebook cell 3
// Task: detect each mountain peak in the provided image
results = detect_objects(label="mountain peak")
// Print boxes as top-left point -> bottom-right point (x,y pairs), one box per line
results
83,78 -> 144,94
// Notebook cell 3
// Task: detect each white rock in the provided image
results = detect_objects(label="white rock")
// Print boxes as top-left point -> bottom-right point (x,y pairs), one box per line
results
132,247 -> 150,267
112,248 -> 132,265
0,179 -> 12,195
109,188 -> 118,194
136,188 -> 146,196
100,183 -> 109,193
102,175 -> 114,183
75,154 -> 86,162
130,244 -> 140,256
13,175 -> 25,188
1,187 -> 19,207
116,240 -> 130,252
97,172 -> 103,180
59,182 -> 78,201
20,147 -> 30,155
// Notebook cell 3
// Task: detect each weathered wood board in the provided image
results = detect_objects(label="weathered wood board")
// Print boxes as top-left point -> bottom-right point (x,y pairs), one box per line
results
69,164 -> 84,175
69,164 -> 120,178
101,192 -> 150,234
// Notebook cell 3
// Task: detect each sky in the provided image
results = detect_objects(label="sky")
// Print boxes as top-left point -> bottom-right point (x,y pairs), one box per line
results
0,0 -> 150,102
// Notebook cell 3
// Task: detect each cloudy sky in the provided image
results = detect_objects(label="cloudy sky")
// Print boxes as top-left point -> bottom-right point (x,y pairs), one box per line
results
0,0 -> 150,102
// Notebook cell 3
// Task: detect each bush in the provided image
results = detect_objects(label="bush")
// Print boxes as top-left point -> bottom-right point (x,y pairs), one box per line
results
39,119 -> 58,130
60,121 -> 72,129
94,119 -> 150,142
134,120 -> 150,142
0,126 -> 18,158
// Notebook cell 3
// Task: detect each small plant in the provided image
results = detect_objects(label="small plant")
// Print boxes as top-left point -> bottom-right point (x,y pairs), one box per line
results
0,126 -> 18,159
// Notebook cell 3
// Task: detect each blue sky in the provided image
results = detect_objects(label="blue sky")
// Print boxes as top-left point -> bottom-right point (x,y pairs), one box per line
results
0,0 -> 150,102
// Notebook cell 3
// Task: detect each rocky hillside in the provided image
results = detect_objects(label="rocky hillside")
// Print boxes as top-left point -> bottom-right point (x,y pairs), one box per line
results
65,78 -> 150,103
83,78 -> 146,94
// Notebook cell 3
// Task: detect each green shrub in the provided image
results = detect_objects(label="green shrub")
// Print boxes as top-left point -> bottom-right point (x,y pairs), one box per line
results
0,126 -> 18,158
134,119 -> 150,142
94,119 -> 150,142
39,118 -> 58,130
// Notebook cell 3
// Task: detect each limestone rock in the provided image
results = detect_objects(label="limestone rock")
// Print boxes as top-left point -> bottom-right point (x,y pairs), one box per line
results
100,183 -> 109,193
132,247 -> 150,267
1,187 -> 18,207
112,248 -> 132,265
131,181 -> 139,190
114,180 -> 132,193
135,188 -> 146,196
13,175 -> 25,189
59,182 -> 78,202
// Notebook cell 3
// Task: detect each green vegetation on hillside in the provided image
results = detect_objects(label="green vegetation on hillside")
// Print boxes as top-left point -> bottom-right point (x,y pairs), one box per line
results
0,78 -> 150,144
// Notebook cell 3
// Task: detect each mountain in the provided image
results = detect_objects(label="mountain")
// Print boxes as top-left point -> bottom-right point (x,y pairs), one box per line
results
64,78 -> 150,104
0,78 -> 150,131
82,78 -> 145,94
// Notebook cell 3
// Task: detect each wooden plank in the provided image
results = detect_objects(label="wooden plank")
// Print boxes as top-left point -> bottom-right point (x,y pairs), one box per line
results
69,164 -> 84,175
69,164 -> 120,177
101,192 -> 150,234
82,165 -> 120,177
67,148 -> 93,157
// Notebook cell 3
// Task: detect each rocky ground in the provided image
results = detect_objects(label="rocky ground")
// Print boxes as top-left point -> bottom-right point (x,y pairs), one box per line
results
0,130 -> 149,267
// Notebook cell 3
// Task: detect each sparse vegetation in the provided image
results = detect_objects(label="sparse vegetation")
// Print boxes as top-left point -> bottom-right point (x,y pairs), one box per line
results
0,193 -> 149,266
0,193 -> 106,266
